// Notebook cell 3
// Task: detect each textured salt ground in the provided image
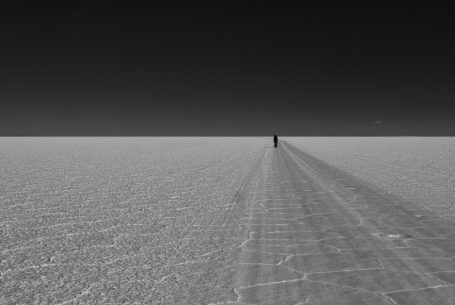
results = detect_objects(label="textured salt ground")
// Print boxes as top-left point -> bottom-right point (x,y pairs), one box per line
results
210,140 -> 455,305
2,138 -> 455,304
283,137 -> 455,221
0,138 -> 262,304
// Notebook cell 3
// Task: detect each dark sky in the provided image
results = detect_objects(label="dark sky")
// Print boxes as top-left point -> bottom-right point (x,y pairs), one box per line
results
2,2 -> 454,135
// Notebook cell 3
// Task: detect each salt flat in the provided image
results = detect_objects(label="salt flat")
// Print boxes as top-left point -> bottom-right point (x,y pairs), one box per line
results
0,137 -> 263,304
284,137 -> 455,220
1,137 -> 455,304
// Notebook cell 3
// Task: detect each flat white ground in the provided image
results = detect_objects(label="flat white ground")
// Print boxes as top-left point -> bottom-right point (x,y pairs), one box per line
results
1,137 -> 455,304
284,137 -> 455,219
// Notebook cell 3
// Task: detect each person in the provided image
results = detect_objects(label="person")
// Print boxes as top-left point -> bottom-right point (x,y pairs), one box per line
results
273,134 -> 278,148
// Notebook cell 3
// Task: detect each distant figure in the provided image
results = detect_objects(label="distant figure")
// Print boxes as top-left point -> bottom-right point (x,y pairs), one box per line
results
273,134 -> 278,148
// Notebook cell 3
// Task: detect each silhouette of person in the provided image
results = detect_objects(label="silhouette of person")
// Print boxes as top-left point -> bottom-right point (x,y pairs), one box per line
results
273,134 -> 278,148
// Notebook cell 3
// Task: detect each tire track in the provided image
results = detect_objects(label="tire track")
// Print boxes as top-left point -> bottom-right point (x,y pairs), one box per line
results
218,141 -> 455,305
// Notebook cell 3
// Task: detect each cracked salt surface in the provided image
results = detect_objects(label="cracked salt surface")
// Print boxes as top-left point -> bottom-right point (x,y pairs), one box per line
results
0,138 -> 264,304
221,140 -> 455,305
2,137 -> 455,304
